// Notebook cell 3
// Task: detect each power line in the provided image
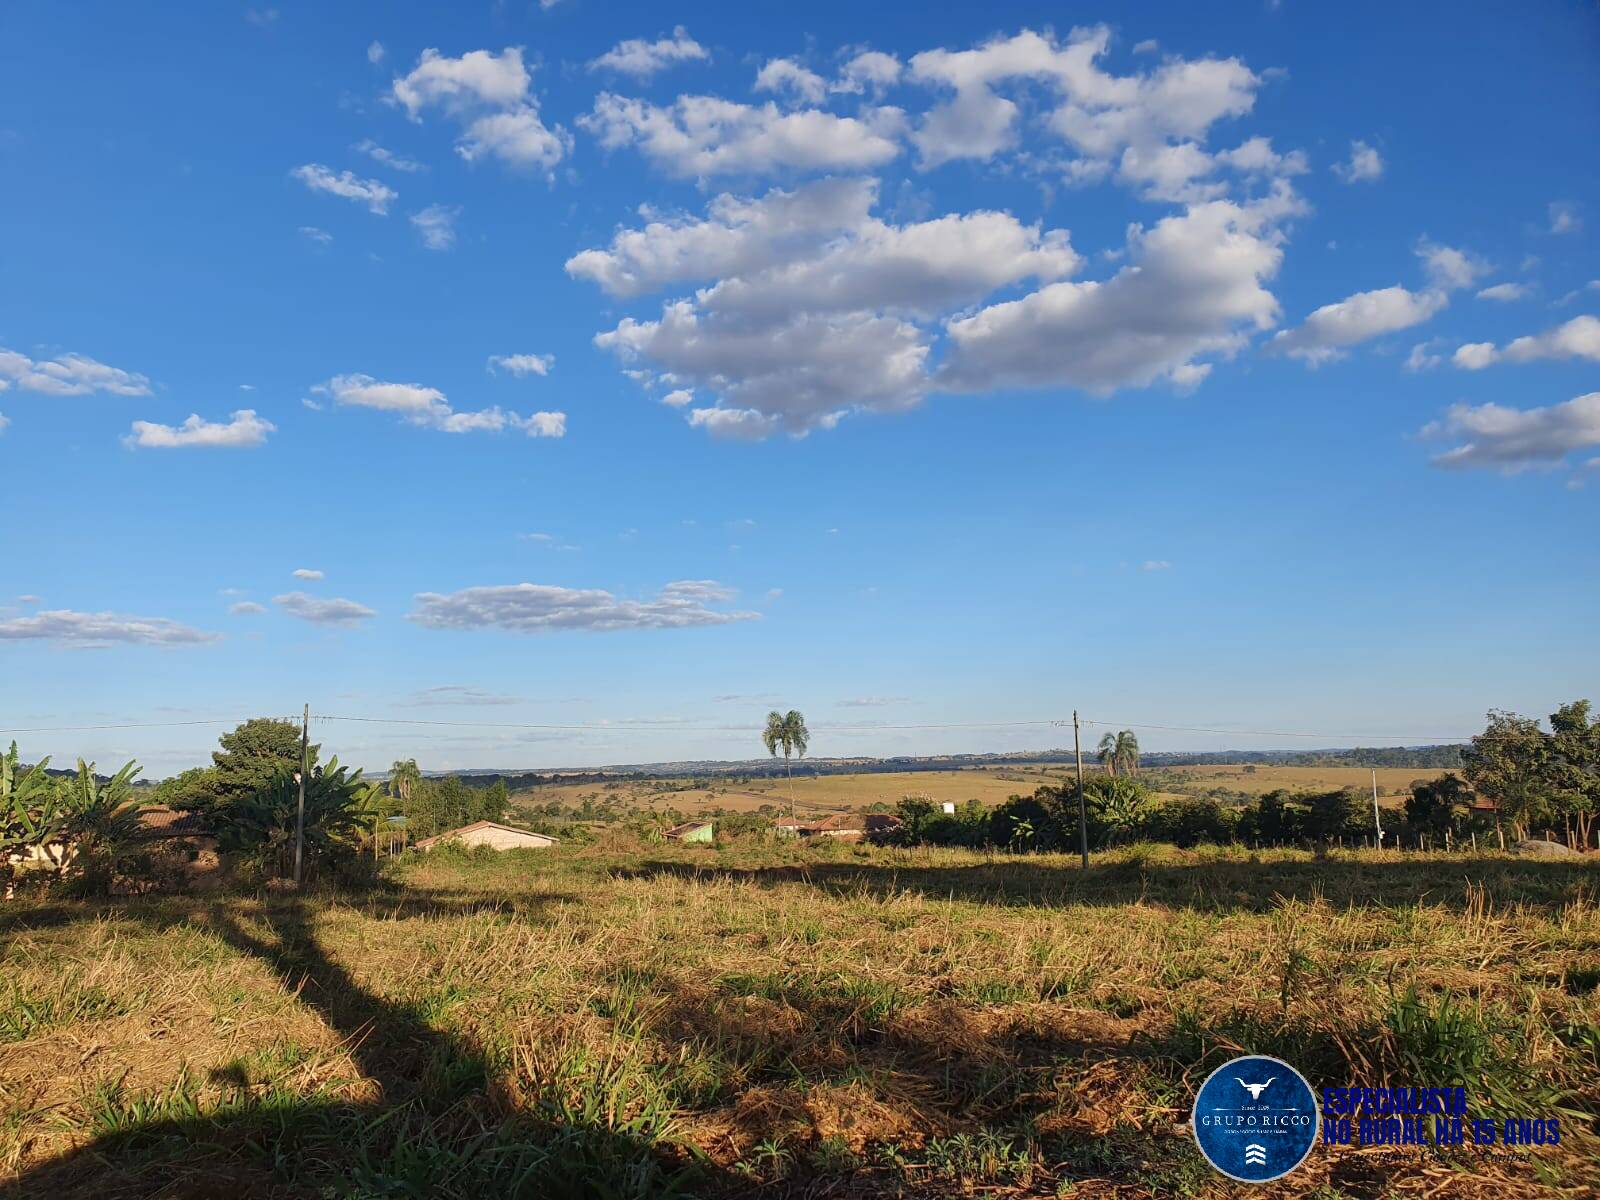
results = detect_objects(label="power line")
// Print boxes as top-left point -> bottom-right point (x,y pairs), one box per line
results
0,711 -> 1482,744
0,717 -> 284,735
316,713 -> 1066,733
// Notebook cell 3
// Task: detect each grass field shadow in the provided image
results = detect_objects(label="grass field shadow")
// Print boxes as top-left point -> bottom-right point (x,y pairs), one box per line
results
3,889 -> 717,1200
614,853 -> 1597,915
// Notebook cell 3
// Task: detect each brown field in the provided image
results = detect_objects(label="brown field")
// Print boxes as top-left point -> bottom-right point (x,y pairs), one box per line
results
3,842 -> 1595,1198
511,763 -> 1453,819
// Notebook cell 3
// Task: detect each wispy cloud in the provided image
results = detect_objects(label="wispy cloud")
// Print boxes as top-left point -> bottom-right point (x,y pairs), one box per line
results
409,580 -> 757,633
274,591 -> 377,624
291,163 -> 396,214
0,609 -> 220,647
406,685 -> 520,707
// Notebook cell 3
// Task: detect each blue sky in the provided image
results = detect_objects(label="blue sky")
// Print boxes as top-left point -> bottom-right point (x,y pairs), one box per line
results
2,1 -> 1596,777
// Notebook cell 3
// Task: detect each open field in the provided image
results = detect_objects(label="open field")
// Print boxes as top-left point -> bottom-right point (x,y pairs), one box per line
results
2,842 -> 1596,1198
512,767 -> 1061,818
1155,764 -> 1452,799
510,764 -> 1454,820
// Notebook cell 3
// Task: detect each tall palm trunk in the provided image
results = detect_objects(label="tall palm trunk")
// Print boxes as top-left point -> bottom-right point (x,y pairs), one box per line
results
785,751 -> 795,817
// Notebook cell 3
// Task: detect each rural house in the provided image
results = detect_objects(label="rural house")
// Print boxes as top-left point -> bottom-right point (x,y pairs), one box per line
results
803,813 -> 902,842
412,821 -> 558,852
663,820 -> 716,843
772,817 -> 809,837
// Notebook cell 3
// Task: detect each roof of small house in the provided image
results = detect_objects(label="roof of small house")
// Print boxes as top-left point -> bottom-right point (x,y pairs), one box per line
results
136,806 -> 214,839
806,812 -> 902,833
411,820 -> 559,850
663,820 -> 715,838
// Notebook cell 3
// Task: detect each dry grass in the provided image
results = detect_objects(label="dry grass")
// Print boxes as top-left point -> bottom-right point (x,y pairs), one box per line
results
512,764 -> 1454,822
1,842 -> 1595,1198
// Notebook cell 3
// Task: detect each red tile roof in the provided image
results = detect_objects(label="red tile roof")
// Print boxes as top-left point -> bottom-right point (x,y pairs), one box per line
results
136,806 -> 214,838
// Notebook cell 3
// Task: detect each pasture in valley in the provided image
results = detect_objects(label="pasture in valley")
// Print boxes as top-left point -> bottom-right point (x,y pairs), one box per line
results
3,842 -> 1596,1198
509,766 -> 1082,818
506,763 -> 1452,822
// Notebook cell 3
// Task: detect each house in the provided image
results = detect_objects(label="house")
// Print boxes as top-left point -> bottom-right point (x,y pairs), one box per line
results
803,813 -> 902,843
411,821 -> 559,852
772,817 -> 809,837
132,805 -> 225,891
664,820 -> 716,843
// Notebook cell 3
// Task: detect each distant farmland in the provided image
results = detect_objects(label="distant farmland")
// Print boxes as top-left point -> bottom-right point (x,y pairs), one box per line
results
510,762 -> 1453,819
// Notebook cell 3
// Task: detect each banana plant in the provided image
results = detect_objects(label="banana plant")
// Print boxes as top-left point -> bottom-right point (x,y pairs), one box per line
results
2,742 -> 69,889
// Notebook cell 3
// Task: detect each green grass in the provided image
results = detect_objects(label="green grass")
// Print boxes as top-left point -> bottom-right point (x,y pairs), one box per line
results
0,842 -> 1595,1197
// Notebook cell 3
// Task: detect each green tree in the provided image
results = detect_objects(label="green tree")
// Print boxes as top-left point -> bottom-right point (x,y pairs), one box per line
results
1462,710 -> 1551,842
1405,773 -> 1473,843
761,710 -> 810,816
1302,787 -> 1366,843
1548,700 -> 1598,850
218,757 -> 364,879
202,718 -> 318,810
1238,790 -> 1304,845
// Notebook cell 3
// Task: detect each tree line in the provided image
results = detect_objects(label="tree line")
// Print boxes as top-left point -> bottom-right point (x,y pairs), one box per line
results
891,702 -> 1597,852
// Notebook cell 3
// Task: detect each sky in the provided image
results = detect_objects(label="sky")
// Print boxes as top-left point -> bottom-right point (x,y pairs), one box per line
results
1,1 -> 1597,778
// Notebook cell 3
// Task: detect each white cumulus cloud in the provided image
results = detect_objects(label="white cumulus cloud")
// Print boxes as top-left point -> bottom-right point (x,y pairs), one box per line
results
941,193 -> 1291,393
575,176 -> 1085,436
1333,139 -> 1383,183
124,409 -> 275,449
590,27 -> 709,78
1452,315 -> 1600,369
314,373 -> 566,438
1423,392 -> 1600,471
392,47 -> 569,172
579,92 -> 901,178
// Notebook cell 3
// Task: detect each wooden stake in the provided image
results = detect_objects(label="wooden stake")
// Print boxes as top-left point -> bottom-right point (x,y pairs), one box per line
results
293,703 -> 308,885
1073,711 -> 1088,870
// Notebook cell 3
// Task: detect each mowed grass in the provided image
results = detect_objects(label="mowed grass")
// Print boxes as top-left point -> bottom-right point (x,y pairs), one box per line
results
1,843 -> 1596,1198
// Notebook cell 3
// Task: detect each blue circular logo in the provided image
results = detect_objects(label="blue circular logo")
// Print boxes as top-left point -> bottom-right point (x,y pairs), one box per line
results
1191,1054 -> 1319,1182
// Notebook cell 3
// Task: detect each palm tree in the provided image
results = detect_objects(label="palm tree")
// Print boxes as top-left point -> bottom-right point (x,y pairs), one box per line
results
1096,730 -> 1141,777
1114,730 -> 1141,776
1097,732 -> 1120,776
389,759 -> 421,808
762,710 -> 810,817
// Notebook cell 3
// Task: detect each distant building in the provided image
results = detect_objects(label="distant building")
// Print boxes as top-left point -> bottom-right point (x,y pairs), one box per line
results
772,818 -> 809,837
412,821 -> 559,852
803,813 -> 902,843
664,820 -> 716,843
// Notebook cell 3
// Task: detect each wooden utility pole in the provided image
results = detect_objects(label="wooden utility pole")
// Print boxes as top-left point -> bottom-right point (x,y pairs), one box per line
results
1370,768 -> 1384,850
294,703 -> 309,885
1073,711 -> 1088,870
